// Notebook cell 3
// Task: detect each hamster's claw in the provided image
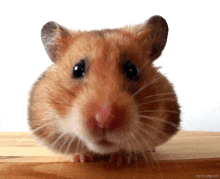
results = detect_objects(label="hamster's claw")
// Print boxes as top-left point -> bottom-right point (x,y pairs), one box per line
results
70,149 -> 156,164
71,154 -> 93,163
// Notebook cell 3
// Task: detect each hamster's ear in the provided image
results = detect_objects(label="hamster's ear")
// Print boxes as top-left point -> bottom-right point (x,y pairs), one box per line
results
41,21 -> 72,62
136,15 -> 168,61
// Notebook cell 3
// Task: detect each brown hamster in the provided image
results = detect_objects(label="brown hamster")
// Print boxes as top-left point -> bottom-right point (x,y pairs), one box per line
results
28,15 -> 180,164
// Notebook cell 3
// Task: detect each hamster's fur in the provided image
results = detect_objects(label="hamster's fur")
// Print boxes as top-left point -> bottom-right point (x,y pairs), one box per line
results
28,15 -> 180,163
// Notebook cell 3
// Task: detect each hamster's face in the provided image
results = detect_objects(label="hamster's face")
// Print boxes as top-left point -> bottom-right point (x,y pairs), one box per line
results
28,16 -> 180,156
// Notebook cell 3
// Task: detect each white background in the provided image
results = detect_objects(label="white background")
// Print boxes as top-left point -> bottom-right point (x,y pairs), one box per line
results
0,0 -> 219,132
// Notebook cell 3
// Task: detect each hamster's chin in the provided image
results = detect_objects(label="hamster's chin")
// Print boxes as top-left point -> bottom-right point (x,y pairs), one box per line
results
86,139 -> 120,154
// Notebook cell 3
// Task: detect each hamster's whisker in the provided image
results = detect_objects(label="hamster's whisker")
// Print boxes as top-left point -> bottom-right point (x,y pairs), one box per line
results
40,131 -> 56,141
130,132 -> 150,164
138,126 -> 160,145
128,133 -> 138,164
133,75 -> 163,97
29,122 -> 59,146
127,133 -> 138,164
76,138 -> 81,154
138,98 -> 177,107
137,132 -> 159,168
58,135 -> 71,154
49,132 -> 66,149
15,123 -> 51,146
138,121 -> 171,140
138,115 -> 179,129
137,126 -> 164,162
126,137 -> 132,158
138,109 -> 179,114
138,127 -> 162,163
79,142 -> 85,156
143,92 -> 176,100
33,130 -> 57,147
121,134 -> 132,163
64,136 -> 76,155
30,122 -> 53,135
135,130 -> 161,169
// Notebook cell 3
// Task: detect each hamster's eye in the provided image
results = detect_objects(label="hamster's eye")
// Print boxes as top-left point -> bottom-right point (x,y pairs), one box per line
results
72,60 -> 86,79
124,62 -> 139,80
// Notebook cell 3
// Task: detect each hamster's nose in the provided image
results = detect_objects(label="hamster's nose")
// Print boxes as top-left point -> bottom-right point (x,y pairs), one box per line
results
86,103 -> 126,134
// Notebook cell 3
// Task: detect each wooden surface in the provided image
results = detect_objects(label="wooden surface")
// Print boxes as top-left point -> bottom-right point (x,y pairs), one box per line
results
0,131 -> 219,179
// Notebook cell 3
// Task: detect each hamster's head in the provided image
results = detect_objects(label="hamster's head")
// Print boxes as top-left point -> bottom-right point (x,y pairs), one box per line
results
28,16 -> 180,156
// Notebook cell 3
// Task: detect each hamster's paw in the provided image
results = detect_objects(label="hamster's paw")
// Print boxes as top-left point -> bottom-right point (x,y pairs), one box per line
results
109,149 -> 156,166
71,153 -> 94,163
109,152 -> 138,166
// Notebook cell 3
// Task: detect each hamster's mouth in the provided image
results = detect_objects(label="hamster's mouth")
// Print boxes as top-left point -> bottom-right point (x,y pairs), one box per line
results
97,139 -> 114,147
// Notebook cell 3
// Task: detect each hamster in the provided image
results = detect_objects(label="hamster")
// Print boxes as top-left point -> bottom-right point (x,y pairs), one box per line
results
28,15 -> 180,165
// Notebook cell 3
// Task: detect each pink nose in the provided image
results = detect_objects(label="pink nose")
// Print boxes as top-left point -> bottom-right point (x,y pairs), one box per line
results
86,103 -> 126,133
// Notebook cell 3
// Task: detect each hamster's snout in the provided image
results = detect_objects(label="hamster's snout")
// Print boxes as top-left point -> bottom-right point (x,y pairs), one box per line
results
86,103 -> 126,134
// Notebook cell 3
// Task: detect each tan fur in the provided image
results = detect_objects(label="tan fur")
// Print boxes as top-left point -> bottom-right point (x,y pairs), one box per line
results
28,16 -> 180,157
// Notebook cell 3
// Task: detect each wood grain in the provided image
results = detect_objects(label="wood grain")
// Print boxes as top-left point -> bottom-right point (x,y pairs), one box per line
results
0,131 -> 219,179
